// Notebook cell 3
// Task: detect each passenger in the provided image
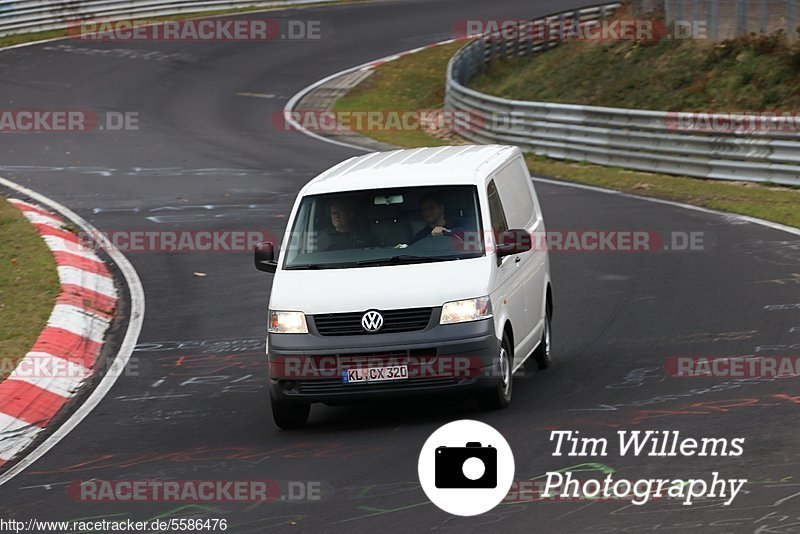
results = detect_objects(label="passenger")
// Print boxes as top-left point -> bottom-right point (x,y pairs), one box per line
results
320,198 -> 378,250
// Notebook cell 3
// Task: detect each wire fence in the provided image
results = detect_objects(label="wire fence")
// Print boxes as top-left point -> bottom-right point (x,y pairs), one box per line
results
633,0 -> 800,39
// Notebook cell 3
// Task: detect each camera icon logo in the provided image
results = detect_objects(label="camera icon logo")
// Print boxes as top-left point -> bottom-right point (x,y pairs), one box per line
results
435,442 -> 497,489
418,420 -> 515,516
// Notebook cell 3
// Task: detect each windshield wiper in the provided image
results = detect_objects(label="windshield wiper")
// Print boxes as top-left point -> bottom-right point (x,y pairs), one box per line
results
285,262 -> 365,270
286,255 -> 478,269
283,264 -> 319,270
355,255 -> 459,266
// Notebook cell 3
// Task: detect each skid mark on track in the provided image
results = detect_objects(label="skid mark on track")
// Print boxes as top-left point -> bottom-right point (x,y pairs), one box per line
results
29,444 -> 385,475
134,338 -> 264,354
0,165 -> 305,178
42,44 -> 196,62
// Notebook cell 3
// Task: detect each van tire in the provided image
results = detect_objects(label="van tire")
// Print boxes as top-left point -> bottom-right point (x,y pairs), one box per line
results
480,333 -> 513,410
271,398 -> 310,429
533,309 -> 552,370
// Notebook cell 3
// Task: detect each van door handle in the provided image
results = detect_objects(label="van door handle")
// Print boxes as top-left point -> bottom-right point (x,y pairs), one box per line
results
515,256 -> 521,264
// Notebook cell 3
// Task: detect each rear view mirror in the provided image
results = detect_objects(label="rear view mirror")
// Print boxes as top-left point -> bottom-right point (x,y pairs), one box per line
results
496,229 -> 532,258
374,194 -> 404,205
254,242 -> 278,273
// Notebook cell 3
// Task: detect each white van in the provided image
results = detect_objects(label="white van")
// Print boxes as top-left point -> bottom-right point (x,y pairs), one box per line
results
255,145 -> 552,428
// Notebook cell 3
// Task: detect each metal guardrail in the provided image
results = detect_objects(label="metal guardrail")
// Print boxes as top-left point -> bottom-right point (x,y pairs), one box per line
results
0,0 -> 338,37
445,2 -> 800,187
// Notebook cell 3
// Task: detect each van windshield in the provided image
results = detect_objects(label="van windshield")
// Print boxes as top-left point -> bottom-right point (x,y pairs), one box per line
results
283,185 -> 485,270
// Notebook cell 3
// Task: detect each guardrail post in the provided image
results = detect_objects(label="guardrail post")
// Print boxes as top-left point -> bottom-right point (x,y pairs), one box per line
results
708,0 -> 719,40
736,0 -> 747,36
459,48 -> 469,82
693,0 -> 702,29
475,40 -> 487,74
573,10 -> 581,39
788,0 -> 798,38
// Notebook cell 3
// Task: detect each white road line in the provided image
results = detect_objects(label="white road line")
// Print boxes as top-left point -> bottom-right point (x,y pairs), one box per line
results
0,176 -> 145,487
531,177 -> 800,238
236,92 -> 278,99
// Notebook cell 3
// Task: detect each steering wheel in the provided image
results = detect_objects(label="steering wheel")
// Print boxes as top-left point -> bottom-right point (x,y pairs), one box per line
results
421,229 -> 464,242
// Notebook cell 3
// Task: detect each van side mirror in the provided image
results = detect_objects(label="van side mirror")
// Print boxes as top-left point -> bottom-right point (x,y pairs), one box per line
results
254,242 -> 278,273
496,229 -> 532,258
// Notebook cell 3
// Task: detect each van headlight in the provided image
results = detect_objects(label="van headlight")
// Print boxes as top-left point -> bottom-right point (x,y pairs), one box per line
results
269,310 -> 308,334
440,297 -> 492,325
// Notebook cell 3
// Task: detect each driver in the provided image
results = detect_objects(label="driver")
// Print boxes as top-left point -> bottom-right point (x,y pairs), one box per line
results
411,193 -> 460,243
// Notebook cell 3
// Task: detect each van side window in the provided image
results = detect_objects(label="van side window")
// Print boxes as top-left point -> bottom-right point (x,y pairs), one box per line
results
494,160 -> 536,227
487,180 -> 508,236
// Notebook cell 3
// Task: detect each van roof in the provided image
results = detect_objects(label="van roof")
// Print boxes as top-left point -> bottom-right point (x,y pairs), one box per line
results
302,145 -> 520,195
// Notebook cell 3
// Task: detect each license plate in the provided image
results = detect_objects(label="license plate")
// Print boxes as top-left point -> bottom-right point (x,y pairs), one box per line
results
342,365 -> 408,383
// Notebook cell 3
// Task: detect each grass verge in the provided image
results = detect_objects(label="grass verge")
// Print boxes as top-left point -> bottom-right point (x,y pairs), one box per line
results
331,42 -> 800,228
467,6 -> 800,112
0,197 -> 60,381
333,42 -> 464,147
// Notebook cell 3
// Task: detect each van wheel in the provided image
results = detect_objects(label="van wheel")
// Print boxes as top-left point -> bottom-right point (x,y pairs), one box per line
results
533,309 -> 552,370
481,333 -> 513,410
271,397 -> 310,429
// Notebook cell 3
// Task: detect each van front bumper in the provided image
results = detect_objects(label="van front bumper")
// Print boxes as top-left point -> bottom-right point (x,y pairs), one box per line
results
267,317 -> 500,404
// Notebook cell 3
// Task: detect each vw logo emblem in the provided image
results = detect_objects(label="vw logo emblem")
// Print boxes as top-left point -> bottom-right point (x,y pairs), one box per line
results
361,310 -> 384,333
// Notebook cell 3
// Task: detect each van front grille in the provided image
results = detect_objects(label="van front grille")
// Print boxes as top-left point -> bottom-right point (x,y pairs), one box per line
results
312,308 -> 434,336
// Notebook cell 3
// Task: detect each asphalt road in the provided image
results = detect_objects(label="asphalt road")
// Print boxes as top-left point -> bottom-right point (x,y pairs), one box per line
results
1,0 -> 800,532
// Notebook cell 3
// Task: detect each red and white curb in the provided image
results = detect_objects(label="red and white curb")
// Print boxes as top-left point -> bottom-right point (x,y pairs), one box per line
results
0,199 -> 118,467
